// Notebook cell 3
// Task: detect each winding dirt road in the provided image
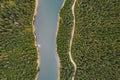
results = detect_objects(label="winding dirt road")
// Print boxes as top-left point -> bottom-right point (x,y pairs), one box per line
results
68,0 -> 77,80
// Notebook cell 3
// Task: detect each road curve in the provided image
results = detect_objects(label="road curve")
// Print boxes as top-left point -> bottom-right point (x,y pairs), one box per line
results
68,0 -> 77,80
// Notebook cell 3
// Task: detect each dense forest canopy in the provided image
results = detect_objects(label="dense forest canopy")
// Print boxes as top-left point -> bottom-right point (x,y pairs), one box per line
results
0,0 -> 38,80
57,0 -> 120,80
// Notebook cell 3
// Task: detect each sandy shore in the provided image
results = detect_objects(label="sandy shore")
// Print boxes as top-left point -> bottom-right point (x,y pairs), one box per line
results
56,0 -> 66,80
32,0 -> 39,80
56,16 -> 60,80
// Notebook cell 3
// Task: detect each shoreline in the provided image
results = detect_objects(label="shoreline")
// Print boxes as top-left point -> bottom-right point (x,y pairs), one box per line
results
56,16 -> 60,80
32,0 -> 39,80
56,0 -> 66,80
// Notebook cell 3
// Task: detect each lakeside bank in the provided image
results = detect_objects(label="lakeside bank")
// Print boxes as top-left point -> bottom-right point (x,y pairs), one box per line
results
56,0 -> 66,80
32,0 -> 39,80
56,0 -> 75,79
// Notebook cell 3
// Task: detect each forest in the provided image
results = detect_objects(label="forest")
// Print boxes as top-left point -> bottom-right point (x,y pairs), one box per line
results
72,0 -> 120,80
57,0 -> 120,80
0,0 -> 38,80
57,0 -> 74,79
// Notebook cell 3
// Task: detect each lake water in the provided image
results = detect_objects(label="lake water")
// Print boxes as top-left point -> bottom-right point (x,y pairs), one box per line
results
34,0 -> 63,80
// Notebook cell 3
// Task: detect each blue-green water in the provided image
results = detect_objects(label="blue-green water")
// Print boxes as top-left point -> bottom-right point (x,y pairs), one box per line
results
34,0 -> 63,80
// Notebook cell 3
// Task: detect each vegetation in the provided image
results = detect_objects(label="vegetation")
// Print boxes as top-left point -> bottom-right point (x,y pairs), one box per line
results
57,0 -> 74,79
57,0 -> 120,80
71,0 -> 120,80
0,0 -> 38,80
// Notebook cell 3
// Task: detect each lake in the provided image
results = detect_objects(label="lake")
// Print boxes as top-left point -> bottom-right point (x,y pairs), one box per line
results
34,0 -> 64,80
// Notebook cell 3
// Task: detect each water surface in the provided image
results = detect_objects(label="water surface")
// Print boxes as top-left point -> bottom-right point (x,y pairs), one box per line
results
34,0 -> 63,80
